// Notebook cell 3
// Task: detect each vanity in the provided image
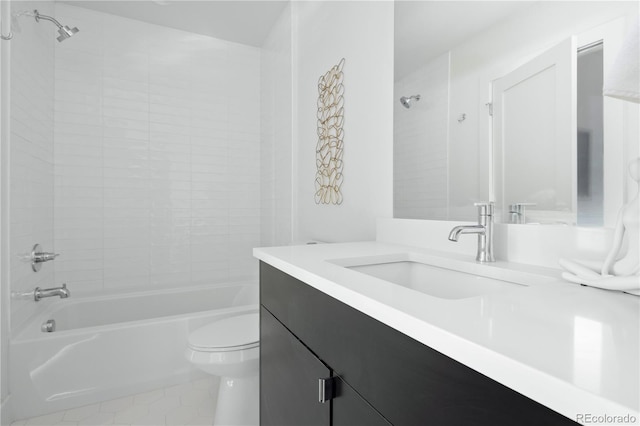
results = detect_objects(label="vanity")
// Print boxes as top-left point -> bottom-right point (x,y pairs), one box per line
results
254,241 -> 639,426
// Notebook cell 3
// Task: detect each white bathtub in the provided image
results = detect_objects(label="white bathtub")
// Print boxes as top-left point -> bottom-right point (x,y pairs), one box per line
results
9,281 -> 258,420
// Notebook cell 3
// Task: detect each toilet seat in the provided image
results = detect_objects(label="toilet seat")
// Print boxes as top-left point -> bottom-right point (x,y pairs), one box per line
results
188,312 -> 259,353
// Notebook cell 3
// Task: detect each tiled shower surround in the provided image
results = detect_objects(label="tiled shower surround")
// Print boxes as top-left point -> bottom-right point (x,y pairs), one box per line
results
393,53 -> 449,220
9,0 -> 56,331
52,4 -> 261,295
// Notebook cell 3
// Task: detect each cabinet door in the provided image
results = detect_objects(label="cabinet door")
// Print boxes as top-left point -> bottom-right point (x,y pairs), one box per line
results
260,307 -> 330,426
333,377 -> 391,426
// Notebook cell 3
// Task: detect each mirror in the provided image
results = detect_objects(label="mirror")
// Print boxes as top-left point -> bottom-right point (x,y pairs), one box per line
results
393,1 -> 639,225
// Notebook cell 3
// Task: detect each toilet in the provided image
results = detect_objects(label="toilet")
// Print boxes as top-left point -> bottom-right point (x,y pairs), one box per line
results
185,312 -> 259,426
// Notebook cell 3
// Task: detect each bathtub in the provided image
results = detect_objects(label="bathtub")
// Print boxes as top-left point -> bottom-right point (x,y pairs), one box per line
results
9,281 -> 258,420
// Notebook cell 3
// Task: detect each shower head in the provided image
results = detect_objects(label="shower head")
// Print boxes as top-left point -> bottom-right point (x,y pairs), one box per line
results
32,10 -> 79,42
56,25 -> 79,42
400,94 -> 421,109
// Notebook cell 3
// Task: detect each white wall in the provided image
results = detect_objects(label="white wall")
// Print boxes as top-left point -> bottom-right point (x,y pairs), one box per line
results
52,4 -> 261,296
394,53 -> 449,220
261,3 -> 293,248
293,1 -> 394,243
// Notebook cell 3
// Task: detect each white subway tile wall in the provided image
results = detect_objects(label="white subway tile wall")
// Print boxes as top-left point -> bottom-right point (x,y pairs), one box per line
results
53,4 -> 261,295
10,1 -> 56,330
393,53 -> 450,220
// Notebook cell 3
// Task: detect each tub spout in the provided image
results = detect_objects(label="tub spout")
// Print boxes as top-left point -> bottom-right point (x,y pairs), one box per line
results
34,283 -> 70,301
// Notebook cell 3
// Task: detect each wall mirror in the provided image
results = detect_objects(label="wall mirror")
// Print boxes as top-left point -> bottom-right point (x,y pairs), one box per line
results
393,1 -> 638,226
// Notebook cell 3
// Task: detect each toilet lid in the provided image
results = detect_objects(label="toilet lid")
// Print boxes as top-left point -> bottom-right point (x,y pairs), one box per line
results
188,312 -> 259,351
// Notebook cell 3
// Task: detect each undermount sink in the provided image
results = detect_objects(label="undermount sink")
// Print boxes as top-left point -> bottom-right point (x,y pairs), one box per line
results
329,253 -> 529,300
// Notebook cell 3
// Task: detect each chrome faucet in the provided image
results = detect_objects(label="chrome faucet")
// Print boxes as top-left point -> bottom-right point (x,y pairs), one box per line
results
508,202 -> 535,224
448,202 -> 495,263
34,283 -> 70,301
30,244 -> 60,272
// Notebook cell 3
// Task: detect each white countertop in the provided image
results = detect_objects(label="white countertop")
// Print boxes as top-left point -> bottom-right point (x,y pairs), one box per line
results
254,241 -> 640,425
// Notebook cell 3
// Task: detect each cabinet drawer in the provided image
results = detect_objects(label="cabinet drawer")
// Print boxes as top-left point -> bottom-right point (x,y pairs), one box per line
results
260,262 -> 578,426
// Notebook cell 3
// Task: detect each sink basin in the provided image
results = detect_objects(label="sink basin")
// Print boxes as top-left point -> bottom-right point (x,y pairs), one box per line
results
330,253 -> 528,300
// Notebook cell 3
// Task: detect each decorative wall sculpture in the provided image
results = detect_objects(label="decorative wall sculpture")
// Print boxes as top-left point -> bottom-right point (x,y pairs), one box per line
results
315,58 -> 345,205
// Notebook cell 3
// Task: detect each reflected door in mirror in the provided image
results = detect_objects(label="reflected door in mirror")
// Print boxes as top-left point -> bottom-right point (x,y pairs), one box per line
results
493,38 -> 576,224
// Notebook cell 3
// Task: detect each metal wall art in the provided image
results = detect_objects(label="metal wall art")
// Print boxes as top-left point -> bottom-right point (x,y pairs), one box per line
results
315,58 -> 345,205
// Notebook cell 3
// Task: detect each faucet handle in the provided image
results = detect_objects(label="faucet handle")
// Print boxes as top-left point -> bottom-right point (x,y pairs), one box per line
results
473,202 -> 494,216
509,202 -> 536,211
509,202 -> 536,224
30,244 -> 60,272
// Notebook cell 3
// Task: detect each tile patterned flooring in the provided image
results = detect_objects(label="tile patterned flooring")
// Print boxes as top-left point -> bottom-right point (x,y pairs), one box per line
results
10,377 -> 220,426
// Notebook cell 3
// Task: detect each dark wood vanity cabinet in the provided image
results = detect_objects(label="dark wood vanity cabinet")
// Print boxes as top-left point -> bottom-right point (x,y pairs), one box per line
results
259,262 -> 579,426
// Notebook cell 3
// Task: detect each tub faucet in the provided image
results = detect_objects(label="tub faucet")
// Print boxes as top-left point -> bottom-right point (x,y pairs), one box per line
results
448,202 -> 495,263
34,283 -> 70,301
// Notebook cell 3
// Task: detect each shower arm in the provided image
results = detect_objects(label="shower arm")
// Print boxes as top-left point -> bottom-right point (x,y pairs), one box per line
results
33,10 -> 65,30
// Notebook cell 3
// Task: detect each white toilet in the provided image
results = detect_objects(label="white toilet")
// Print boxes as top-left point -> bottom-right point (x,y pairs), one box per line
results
185,312 -> 259,426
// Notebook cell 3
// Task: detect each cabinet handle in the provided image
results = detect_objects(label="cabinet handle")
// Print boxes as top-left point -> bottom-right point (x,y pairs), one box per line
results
318,377 -> 335,403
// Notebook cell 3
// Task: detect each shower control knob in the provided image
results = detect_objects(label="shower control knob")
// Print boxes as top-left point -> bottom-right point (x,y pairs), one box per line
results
30,244 -> 60,272
33,252 -> 59,262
